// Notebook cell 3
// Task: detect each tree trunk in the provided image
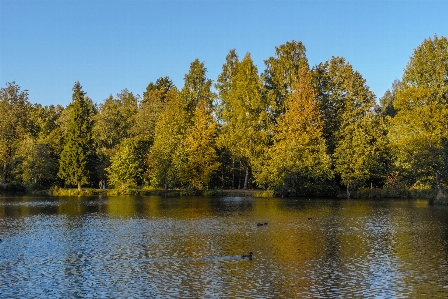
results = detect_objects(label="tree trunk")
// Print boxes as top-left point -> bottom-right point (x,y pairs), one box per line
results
232,158 -> 235,189
2,161 -> 7,184
78,182 -> 81,192
347,184 -> 351,199
221,163 -> 225,189
244,166 -> 249,190
435,171 -> 444,199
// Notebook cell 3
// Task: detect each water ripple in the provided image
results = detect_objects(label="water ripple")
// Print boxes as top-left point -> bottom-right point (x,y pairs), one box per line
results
1,197 -> 448,298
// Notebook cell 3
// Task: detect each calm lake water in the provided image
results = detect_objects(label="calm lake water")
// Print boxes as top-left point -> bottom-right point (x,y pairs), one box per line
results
1,195 -> 448,298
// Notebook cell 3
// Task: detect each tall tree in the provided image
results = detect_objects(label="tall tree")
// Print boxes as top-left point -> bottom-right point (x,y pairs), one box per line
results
215,50 -> 239,104
183,98 -> 221,189
93,89 -> 138,180
0,82 -> 30,183
263,40 -> 309,120
334,113 -> 389,198
58,82 -> 96,191
181,59 -> 215,117
313,57 -> 377,155
147,90 -> 188,189
257,67 -> 333,196
215,50 -> 240,188
218,53 -> 269,189
144,76 -> 175,103
313,57 -> 378,197
131,84 -> 178,142
389,35 -> 448,197
12,104 -> 62,187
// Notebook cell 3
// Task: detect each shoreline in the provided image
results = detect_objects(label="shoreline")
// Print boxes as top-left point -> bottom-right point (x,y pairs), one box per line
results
0,186 -> 442,204
2,184 -> 448,204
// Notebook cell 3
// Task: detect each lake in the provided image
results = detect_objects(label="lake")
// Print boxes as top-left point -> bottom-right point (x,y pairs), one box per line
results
1,195 -> 448,298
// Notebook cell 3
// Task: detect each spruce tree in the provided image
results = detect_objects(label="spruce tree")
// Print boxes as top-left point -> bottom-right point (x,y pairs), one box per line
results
58,82 -> 95,191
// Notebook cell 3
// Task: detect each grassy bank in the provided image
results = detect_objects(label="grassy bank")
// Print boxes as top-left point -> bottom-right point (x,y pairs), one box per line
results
33,187 -> 274,198
341,187 -> 448,204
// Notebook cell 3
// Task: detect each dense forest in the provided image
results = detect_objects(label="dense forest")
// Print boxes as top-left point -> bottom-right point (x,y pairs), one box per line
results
1,35 -> 447,198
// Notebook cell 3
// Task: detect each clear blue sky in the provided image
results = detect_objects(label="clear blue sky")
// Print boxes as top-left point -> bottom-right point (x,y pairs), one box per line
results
1,0 -> 447,107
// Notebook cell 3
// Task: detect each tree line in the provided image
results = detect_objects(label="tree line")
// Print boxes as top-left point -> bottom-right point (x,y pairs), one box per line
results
1,35 -> 447,198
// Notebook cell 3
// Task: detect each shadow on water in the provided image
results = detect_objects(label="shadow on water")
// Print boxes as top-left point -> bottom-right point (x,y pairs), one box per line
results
1,195 -> 448,298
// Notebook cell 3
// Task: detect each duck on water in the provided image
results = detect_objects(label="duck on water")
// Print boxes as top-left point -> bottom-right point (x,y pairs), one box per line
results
241,252 -> 253,260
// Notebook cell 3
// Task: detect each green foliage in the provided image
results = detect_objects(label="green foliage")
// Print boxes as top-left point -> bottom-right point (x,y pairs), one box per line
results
0,82 -> 31,183
389,35 -> 448,194
312,56 -> 379,197
380,79 -> 399,117
135,77 -> 176,144
314,56 -> 377,155
4,36 -> 448,199
334,113 -> 390,197
130,88 -> 177,142
218,53 -> 269,189
257,67 -> 333,195
148,91 -> 188,189
29,104 -> 62,140
181,59 -> 215,117
183,98 -> 221,189
7,103 -> 63,188
107,138 -> 149,189
144,76 -> 175,101
263,40 -> 309,119
58,82 -> 96,190
92,89 -> 139,180
93,89 -> 138,150
215,49 -> 239,106
12,136 -> 58,188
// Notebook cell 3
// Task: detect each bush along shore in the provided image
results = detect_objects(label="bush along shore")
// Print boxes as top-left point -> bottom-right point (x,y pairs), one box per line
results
29,186 -> 275,198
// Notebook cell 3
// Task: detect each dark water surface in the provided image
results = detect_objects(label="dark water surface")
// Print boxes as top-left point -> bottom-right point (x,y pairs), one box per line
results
1,196 -> 448,298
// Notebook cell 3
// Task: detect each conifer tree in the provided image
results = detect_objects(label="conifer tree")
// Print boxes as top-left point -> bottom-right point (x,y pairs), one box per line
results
58,82 -> 95,191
